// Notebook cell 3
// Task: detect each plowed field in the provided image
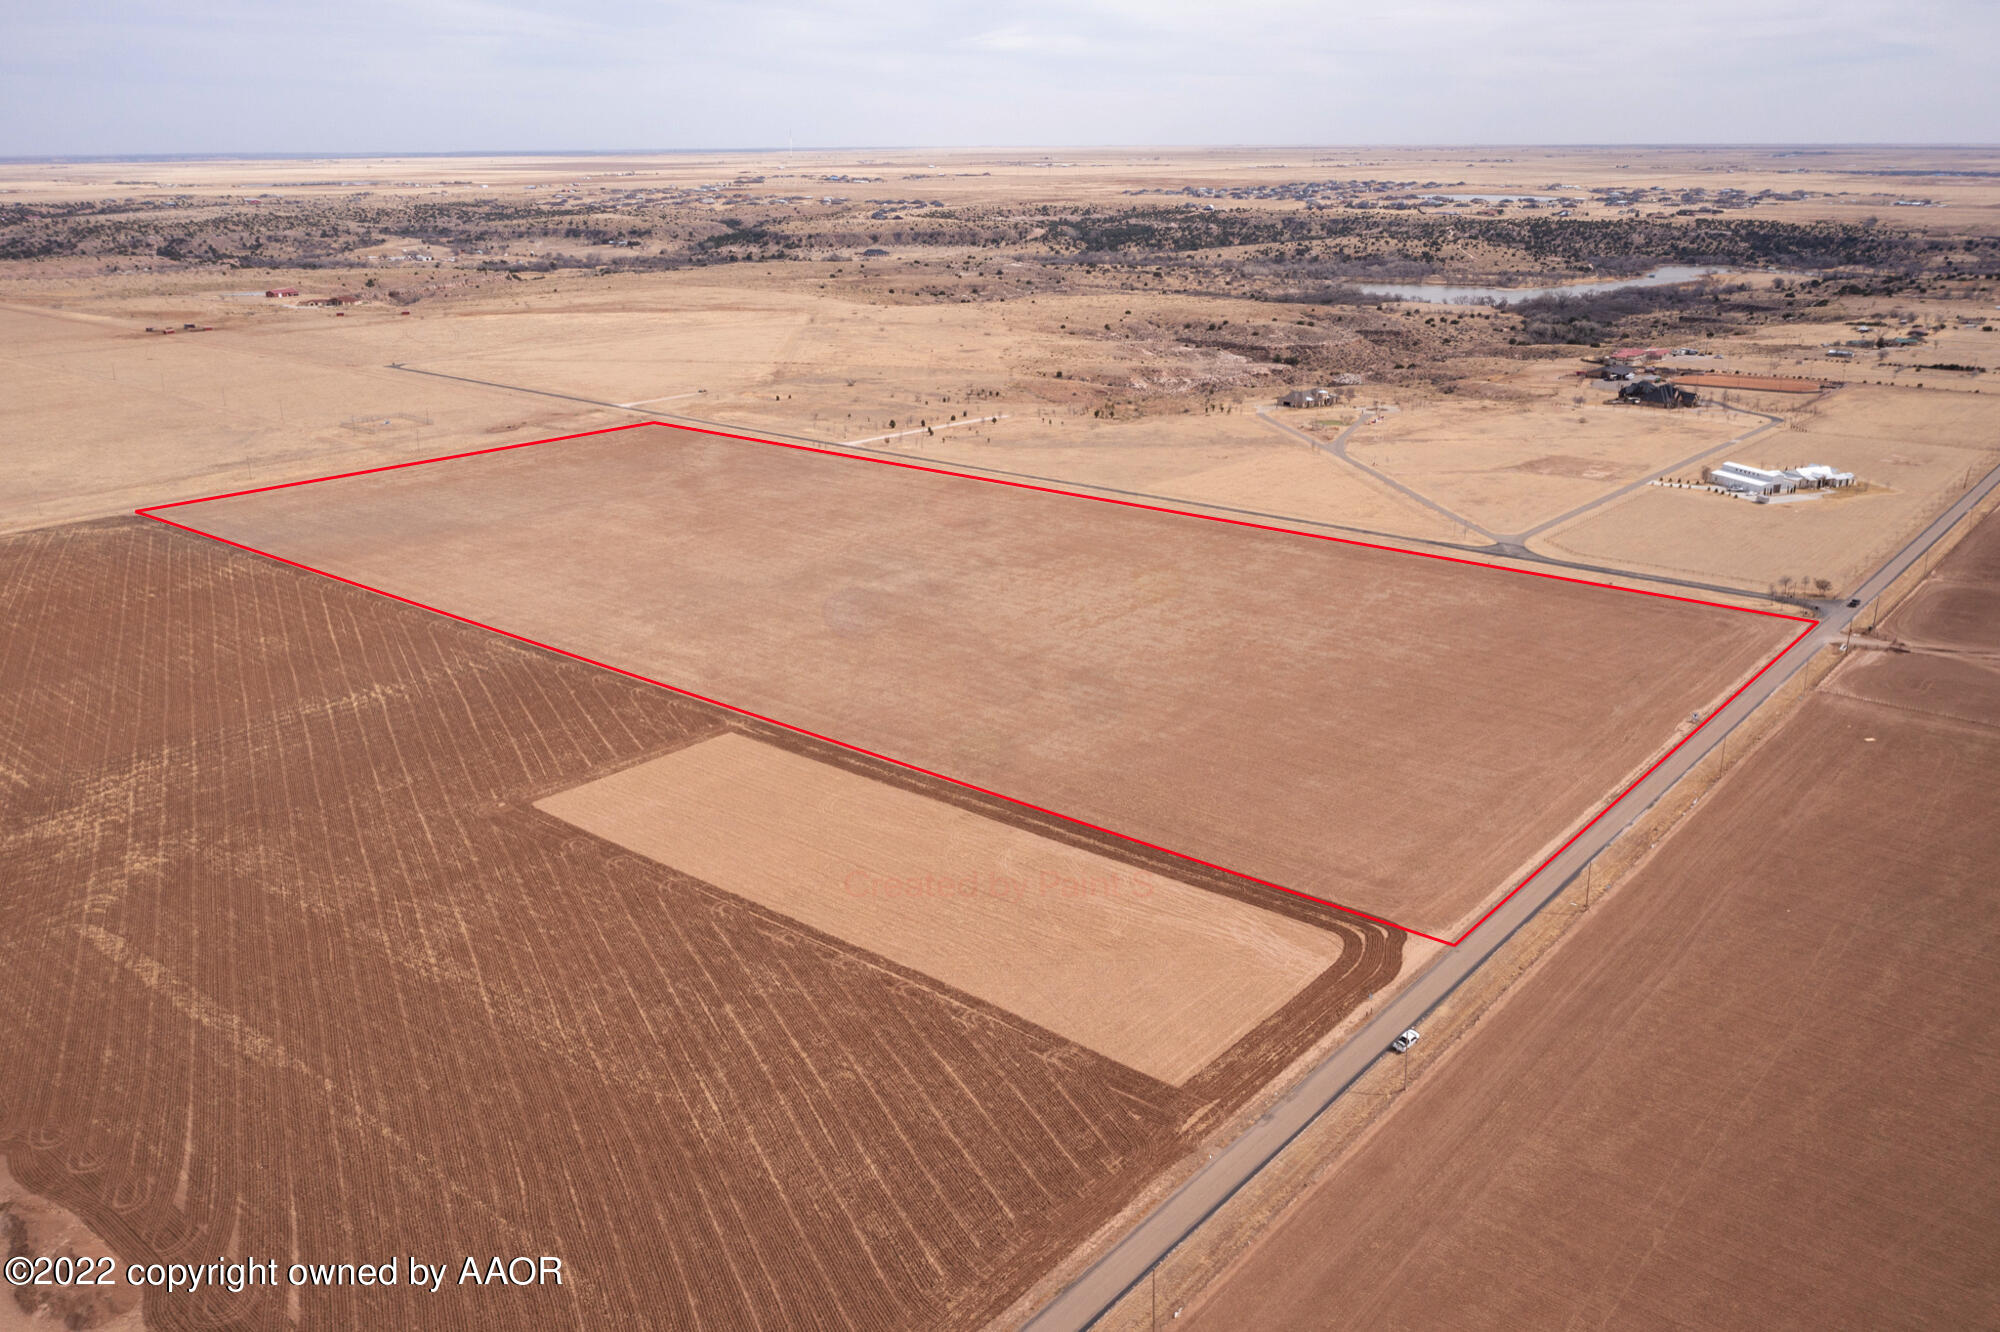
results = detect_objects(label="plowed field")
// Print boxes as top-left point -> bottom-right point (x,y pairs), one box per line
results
1877,515 -> 2000,653
169,422 -> 1800,939
0,518 -> 1398,1331
536,732 -> 1347,1086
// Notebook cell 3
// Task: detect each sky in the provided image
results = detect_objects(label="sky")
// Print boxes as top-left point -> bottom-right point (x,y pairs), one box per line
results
3,0 -> 1996,156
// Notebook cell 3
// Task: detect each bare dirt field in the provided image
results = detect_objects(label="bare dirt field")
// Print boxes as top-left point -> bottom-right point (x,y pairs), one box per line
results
536,732 -> 1344,1086
0,302 -> 626,534
0,517 -> 1403,1331
1823,513 -> 2000,719
1869,515 -> 2000,654
1887,580 -> 2000,654
1180,510 -> 2000,1331
172,423 -> 1797,939
1823,649 -> 1998,732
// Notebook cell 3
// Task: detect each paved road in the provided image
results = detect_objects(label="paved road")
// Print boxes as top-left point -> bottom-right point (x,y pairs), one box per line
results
1022,455 -> 2000,1331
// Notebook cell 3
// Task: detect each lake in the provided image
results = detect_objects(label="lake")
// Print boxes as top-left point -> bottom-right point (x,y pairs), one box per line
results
1350,265 -> 1728,305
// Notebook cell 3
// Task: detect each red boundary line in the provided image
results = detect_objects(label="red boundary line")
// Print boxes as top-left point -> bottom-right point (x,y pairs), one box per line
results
137,420 -> 1818,948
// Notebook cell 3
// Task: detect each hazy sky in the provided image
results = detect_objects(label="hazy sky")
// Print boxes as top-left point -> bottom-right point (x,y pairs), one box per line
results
4,0 -> 1996,156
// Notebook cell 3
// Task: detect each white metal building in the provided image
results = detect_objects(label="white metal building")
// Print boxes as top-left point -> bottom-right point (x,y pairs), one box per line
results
1711,462 -> 1796,495
1710,461 -> 1856,496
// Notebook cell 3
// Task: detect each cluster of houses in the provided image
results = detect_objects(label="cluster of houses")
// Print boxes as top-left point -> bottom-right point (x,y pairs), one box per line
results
1706,461 -> 1855,497
1131,178 -> 1590,213
1826,323 -> 1935,357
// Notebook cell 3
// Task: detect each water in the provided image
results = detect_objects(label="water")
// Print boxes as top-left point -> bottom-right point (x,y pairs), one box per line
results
1349,265 -> 1727,306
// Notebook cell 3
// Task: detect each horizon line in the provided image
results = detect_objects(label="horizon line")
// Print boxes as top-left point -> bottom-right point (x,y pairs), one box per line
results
6,141 -> 2000,167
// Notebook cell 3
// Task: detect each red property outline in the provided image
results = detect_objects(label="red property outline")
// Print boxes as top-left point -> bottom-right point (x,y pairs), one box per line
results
137,419 -> 1818,947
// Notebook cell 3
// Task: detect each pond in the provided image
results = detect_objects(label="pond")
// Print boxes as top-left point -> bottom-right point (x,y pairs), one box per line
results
1350,265 -> 1729,306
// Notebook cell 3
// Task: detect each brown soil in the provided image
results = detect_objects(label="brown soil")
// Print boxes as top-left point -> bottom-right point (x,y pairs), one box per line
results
2,1157 -> 142,1331
1875,515 -> 2000,653
1180,508 -> 2000,1331
1510,453 -> 1626,480
536,733 -> 1344,1087
177,423 -> 1794,938
0,517 -> 1399,1331
1924,505 -> 2000,584
1827,649 -> 2000,731
1882,580 -> 2000,653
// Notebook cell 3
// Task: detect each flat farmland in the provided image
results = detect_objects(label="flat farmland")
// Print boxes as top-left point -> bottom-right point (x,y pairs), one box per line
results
0,303 -> 620,535
536,732 -> 1346,1086
1181,510 -> 2000,1331
0,518 -> 1399,1331
170,423 -> 1799,939
1890,579 -> 2000,653
1878,515 -> 2000,654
